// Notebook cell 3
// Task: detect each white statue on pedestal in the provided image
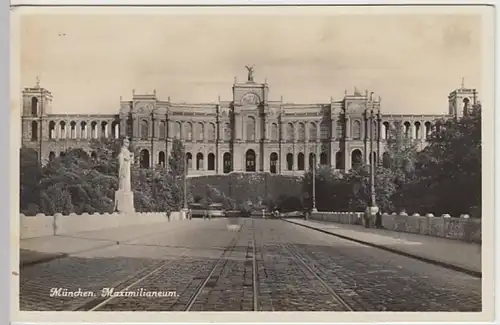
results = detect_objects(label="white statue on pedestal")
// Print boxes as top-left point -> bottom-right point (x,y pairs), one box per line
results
115,138 -> 135,213
118,138 -> 133,192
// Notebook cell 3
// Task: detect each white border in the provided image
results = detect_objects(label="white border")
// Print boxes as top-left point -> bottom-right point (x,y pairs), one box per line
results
7,1 -> 498,325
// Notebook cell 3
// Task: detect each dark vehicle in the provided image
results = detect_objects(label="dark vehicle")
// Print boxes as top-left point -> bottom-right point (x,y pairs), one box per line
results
188,203 -> 207,218
207,203 -> 226,218
226,210 -> 242,218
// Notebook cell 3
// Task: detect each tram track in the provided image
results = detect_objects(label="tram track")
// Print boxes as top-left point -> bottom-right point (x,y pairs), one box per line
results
74,219 -> 249,311
279,242 -> 354,311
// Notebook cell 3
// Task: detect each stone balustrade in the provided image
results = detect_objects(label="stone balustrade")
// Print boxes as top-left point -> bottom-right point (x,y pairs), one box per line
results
20,211 -> 184,240
309,211 -> 481,243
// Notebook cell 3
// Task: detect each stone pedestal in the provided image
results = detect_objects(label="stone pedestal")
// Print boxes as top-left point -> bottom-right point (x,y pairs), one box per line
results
115,190 -> 135,213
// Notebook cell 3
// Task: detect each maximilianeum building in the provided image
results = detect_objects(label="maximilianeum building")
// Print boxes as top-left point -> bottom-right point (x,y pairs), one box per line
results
21,68 -> 479,176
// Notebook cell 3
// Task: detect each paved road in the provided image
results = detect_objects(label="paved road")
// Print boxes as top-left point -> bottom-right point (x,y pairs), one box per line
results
20,218 -> 481,312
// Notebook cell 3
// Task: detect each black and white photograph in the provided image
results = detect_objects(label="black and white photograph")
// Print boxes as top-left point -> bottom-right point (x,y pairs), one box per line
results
12,4 -> 494,323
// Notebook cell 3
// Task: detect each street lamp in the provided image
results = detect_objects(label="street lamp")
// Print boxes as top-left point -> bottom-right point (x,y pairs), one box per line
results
312,144 -> 318,213
181,149 -> 189,219
366,92 -> 379,226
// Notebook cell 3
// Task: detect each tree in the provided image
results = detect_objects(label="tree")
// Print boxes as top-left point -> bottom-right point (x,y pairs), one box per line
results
19,147 -> 43,214
166,138 -> 188,210
383,120 -> 419,210
409,108 -> 481,217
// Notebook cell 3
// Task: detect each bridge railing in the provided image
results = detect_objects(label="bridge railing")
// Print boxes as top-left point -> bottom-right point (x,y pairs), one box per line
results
19,211 -> 184,240
309,211 -> 481,243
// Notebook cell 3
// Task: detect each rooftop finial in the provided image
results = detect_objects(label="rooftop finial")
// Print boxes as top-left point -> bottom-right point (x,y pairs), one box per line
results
132,89 -> 135,95
35,76 -> 40,88
461,77 -> 465,88
234,76 -> 237,84
168,96 -> 171,102
280,95 -> 283,103
264,77 -> 267,84
154,89 -> 156,96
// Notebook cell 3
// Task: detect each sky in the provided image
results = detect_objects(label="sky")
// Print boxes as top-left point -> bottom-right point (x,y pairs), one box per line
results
18,7 -> 486,115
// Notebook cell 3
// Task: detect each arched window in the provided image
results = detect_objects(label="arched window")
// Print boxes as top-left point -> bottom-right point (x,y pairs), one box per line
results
309,122 -> 317,141
463,98 -> 470,115
352,120 -> 361,140
369,151 -> 377,165
309,153 -> 316,170
31,121 -> 38,141
336,120 -> 343,139
424,122 -> 432,139
270,152 -> 278,174
140,120 -> 149,139
383,122 -> 390,139
320,152 -> 328,165
175,121 -> 182,139
320,120 -> 329,140
297,153 -> 305,171
287,123 -> 294,141
196,153 -> 204,170
70,121 -> 77,139
271,123 -> 278,141
414,122 -> 421,139
91,151 -> 97,160
159,121 -> 166,139
246,116 -> 256,141
208,123 -> 216,141
185,122 -> 193,141
140,149 -> 150,168
31,97 -> 38,116
91,121 -> 98,139
101,121 -> 108,138
112,121 -> 120,139
404,121 -> 411,138
80,121 -> 87,139
335,151 -> 344,169
197,122 -> 204,141
158,151 -> 166,167
207,153 -> 215,171
59,121 -> 66,139
382,152 -> 391,168
223,152 -> 231,173
49,121 -> 56,139
186,152 -> 192,170
286,153 -> 293,171
298,123 -> 306,141
48,151 -> 55,161
224,123 -> 231,141
351,149 -> 363,170
126,119 -> 133,137
245,149 -> 256,172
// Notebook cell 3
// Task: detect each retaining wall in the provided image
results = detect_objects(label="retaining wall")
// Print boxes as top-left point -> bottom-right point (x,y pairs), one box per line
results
20,211 -> 183,240
310,212 -> 481,243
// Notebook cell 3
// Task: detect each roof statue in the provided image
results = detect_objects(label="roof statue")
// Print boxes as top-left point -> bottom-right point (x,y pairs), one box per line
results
245,65 -> 255,82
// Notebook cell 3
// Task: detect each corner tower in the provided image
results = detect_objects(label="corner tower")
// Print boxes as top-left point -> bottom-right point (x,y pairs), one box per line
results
448,78 -> 478,119
22,77 -> 53,117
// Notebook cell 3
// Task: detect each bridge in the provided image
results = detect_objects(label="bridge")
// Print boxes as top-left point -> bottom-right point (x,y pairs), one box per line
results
18,211 -> 481,312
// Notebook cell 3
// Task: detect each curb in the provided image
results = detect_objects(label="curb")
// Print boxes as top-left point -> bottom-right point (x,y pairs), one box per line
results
19,224 -> 190,269
20,253 -> 69,268
284,219 -> 481,278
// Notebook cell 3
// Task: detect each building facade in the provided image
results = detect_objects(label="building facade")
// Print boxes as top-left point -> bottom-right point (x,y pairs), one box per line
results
21,69 -> 479,176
